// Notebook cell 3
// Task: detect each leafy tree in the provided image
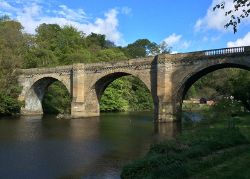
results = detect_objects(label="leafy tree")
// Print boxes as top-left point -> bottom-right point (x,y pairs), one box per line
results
58,25 -> 86,54
128,77 -> 153,111
214,0 -> 250,33
159,41 -> 172,54
86,33 -> 106,50
186,68 -> 250,111
42,81 -> 71,114
226,70 -> 250,111
0,16 -> 24,115
0,17 -> 165,115
35,23 -> 62,51
100,78 -> 130,112
124,39 -> 161,58
96,48 -> 127,62
100,76 -> 153,112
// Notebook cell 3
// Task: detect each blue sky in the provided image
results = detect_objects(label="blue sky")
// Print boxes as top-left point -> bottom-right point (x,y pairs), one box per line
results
0,0 -> 250,52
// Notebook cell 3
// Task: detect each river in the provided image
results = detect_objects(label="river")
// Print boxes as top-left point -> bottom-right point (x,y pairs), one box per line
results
0,112 -> 181,179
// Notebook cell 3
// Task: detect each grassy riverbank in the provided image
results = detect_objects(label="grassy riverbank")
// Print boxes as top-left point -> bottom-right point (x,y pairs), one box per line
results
121,113 -> 250,178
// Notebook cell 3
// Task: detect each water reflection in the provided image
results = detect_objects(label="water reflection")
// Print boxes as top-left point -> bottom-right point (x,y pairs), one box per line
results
182,111 -> 203,122
154,122 -> 182,141
0,112 -> 181,178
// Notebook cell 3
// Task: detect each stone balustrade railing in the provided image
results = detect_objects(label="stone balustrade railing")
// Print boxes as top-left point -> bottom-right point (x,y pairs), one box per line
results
204,46 -> 245,56
180,46 -> 250,57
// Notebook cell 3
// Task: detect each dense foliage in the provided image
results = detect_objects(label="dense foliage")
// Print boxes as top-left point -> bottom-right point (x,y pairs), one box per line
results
0,17 -> 164,115
186,68 -> 250,111
42,81 -> 71,114
121,126 -> 250,178
0,16 -> 24,116
0,16 -> 249,116
100,76 -> 153,112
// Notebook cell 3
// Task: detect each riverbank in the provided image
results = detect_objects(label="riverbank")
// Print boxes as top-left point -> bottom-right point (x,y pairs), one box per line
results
121,113 -> 250,178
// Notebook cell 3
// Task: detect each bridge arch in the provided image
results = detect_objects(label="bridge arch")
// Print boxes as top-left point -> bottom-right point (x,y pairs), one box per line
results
84,71 -> 157,116
18,46 -> 250,122
21,76 -> 71,115
175,62 -> 250,118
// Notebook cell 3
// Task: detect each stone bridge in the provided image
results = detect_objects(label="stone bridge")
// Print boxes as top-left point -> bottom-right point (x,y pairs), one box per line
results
18,46 -> 250,122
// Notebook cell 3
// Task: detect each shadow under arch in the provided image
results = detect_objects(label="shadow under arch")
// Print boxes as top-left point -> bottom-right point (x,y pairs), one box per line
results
90,72 -> 156,114
176,63 -> 250,118
22,77 -> 71,115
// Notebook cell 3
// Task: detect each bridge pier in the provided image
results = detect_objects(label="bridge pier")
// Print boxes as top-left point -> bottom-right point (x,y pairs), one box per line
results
157,97 -> 179,122
154,56 -> 180,122
71,101 -> 100,118
71,64 -> 100,118
17,46 -> 250,122
157,104 -> 176,122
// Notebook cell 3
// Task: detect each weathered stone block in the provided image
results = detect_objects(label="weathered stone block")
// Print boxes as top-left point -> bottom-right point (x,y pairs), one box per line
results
18,46 -> 250,122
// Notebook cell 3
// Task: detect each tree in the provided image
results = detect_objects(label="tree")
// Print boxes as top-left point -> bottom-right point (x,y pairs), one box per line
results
0,17 -> 165,115
214,0 -> 250,33
0,16 -> 24,115
124,39 -> 161,58
100,76 -> 153,112
159,41 -> 172,54
57,25 -> 86,55
96,48 -> 127,62
35,23 -> 62,50
226,70 -> 250,111
86,33 -> 106,50
186,68 -> 250,111
42,81 -> 71,114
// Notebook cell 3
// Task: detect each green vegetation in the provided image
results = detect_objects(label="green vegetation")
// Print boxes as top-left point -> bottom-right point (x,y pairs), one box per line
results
1,13 -> 250,179
0,16 -> 249,116
0,16 -> 24,116
42,81 -> 71,114
194,151 -> 250,179
100,76 -> 153,112
121,71 -> 250,178
186,68 -> 250,111
121,114 -> 250,179
121,67 -> 250,178
0,16 -> 166,115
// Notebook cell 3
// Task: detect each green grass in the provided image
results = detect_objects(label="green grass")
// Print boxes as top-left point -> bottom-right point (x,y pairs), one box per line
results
121,113 -> 250,179
193,150 -> 250,179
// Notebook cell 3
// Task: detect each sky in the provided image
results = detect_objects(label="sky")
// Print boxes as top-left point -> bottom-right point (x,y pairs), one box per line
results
0,0 -> 250,53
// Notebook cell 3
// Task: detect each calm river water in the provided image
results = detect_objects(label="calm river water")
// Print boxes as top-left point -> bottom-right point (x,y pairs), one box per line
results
0,112 -> 181,178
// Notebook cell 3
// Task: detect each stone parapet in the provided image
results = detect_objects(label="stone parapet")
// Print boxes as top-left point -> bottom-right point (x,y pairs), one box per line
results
17,65 -> 73,75
17,45 -> 250,123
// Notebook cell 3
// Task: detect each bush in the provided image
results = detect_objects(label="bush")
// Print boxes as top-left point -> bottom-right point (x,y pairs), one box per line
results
42,81 -> 71,114
121,128 -> 249,179
0,92 -> 21,116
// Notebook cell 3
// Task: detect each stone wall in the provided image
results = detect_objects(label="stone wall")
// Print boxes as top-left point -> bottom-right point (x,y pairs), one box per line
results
18,46 -> 250,122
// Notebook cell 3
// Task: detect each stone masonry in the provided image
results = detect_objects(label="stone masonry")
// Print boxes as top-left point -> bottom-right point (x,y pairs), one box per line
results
18,46 -> 250,122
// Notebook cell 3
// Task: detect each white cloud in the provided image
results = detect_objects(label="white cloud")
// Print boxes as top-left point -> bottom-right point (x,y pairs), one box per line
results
0,0 -> 17,11
57,5 -> 87,21
162,33 -> 191,51
2,0 -> 126,45
22,3 -> 41,16
163,33 -> 182,46
195,0 -> 250,32
80,9 -> 122,44
0,0 -> 12,9
227,32 -> 250,47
